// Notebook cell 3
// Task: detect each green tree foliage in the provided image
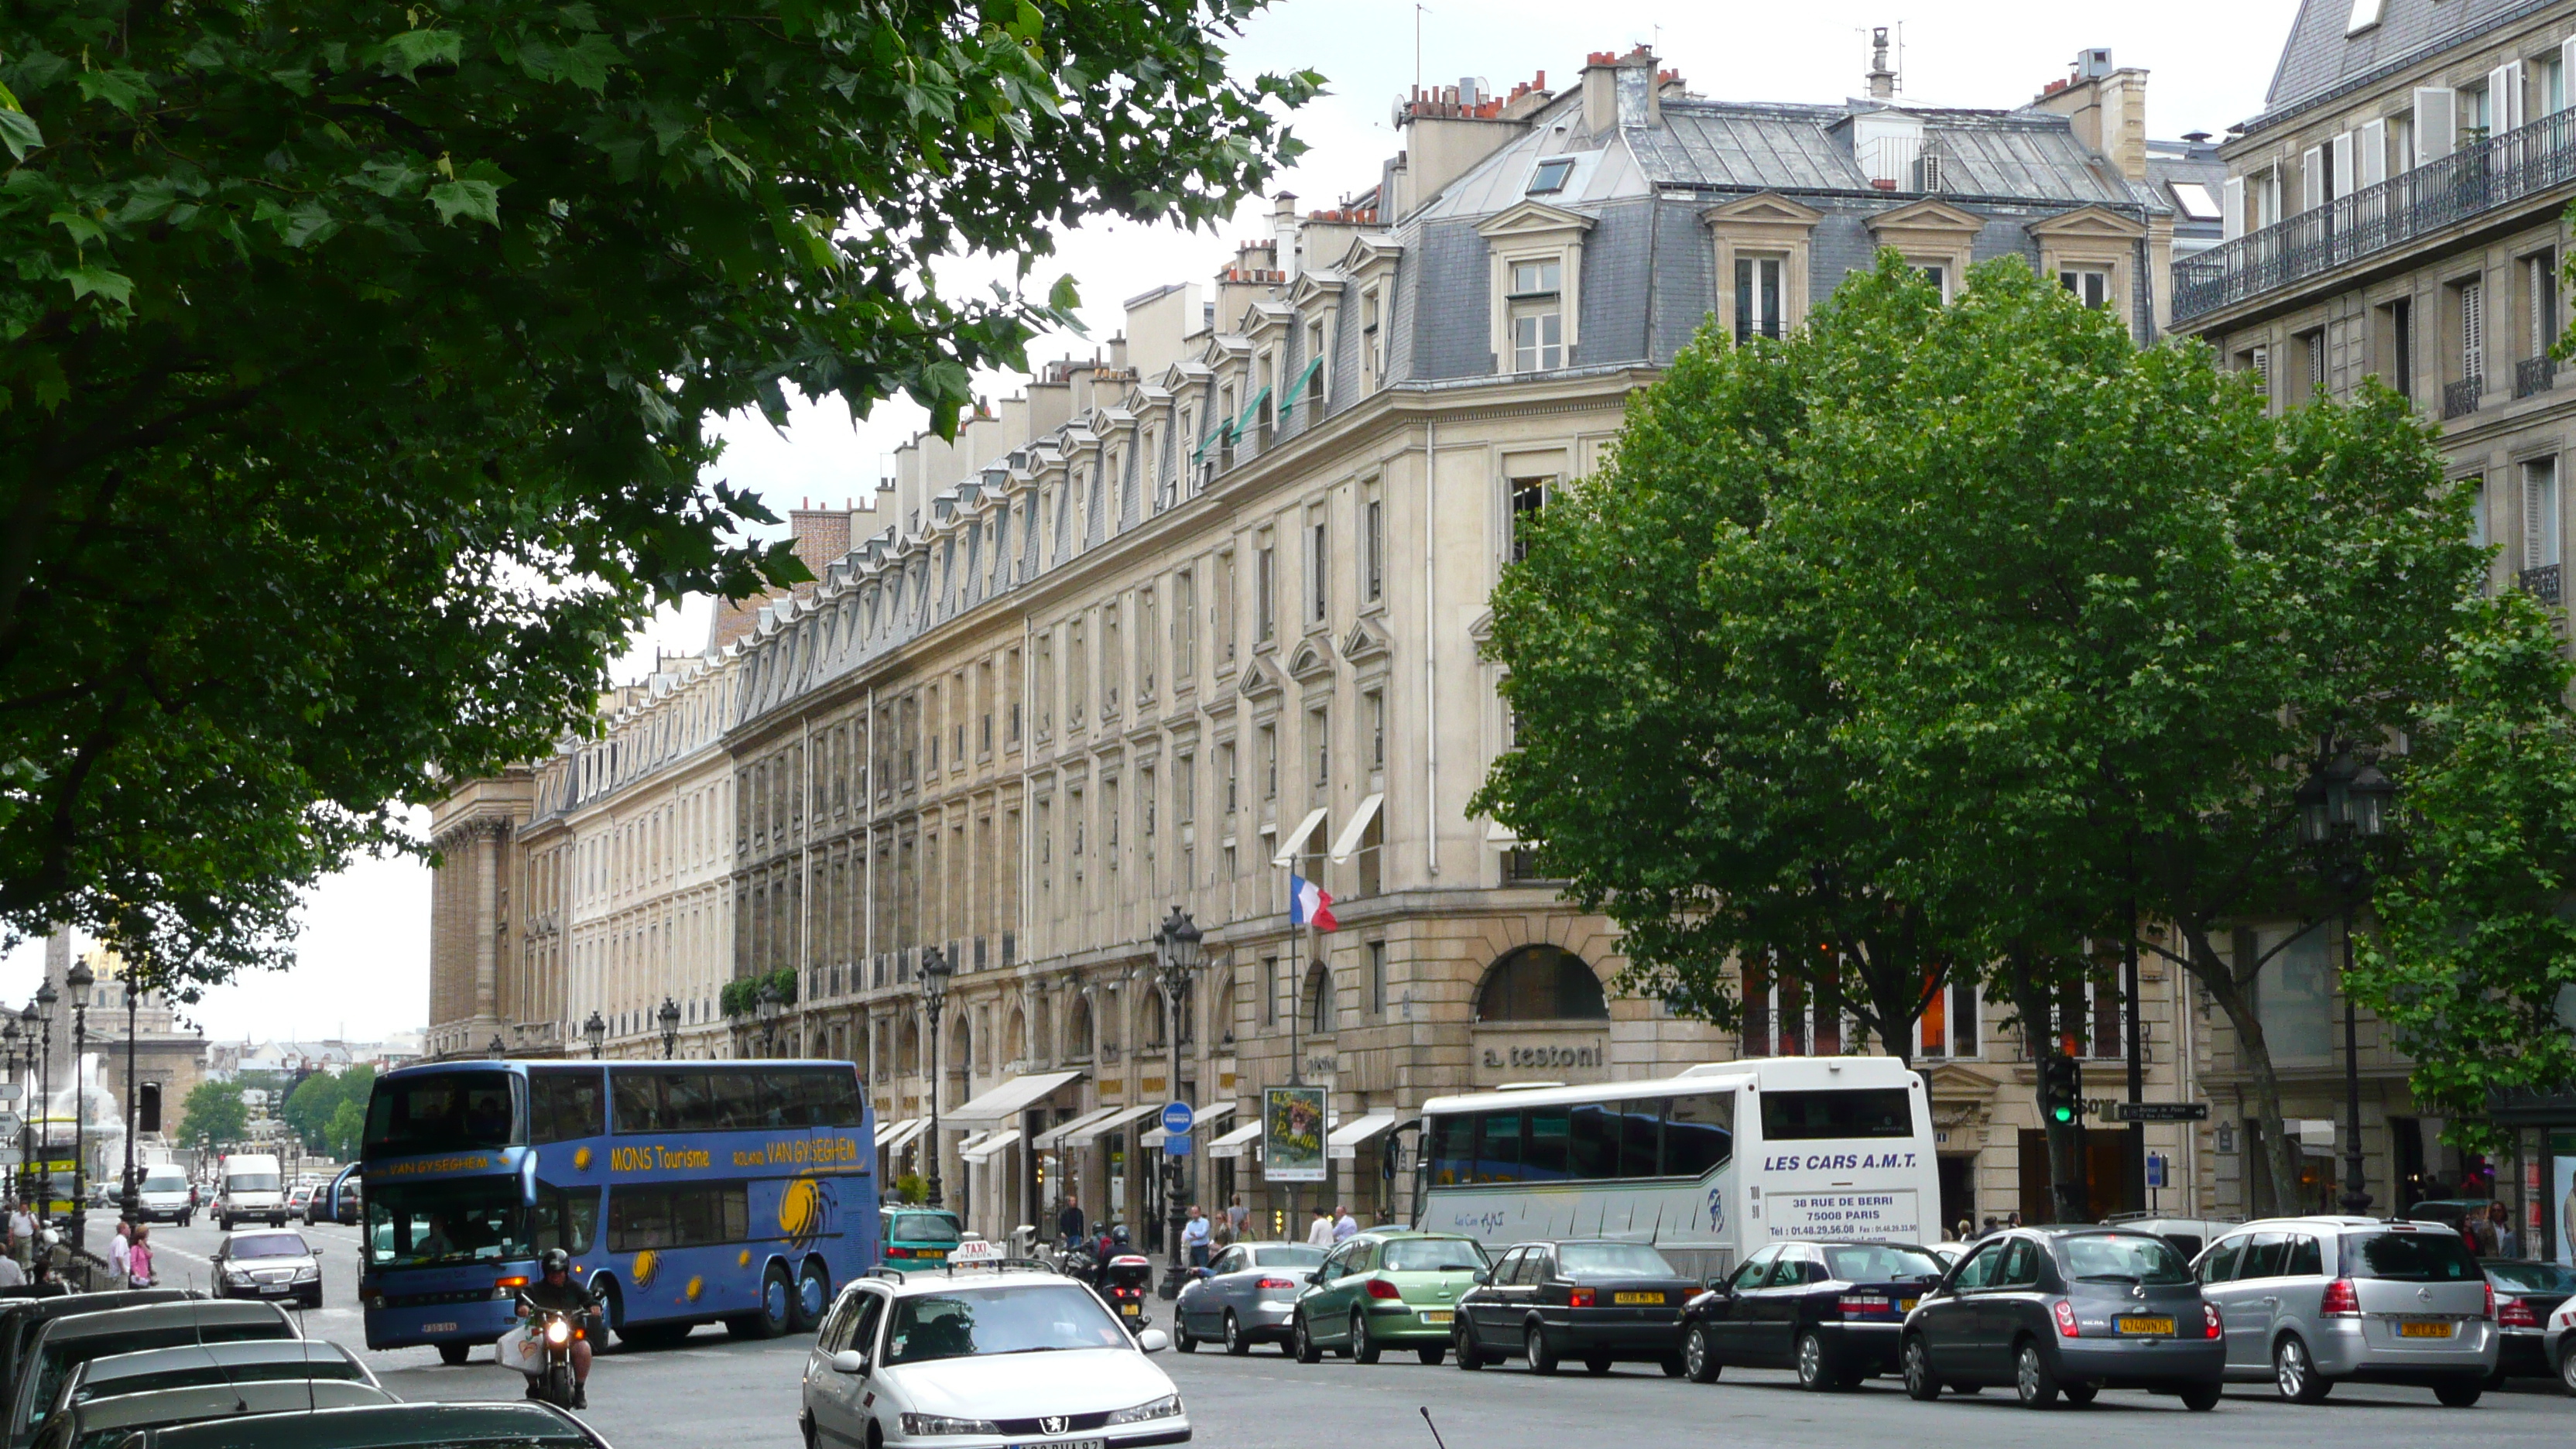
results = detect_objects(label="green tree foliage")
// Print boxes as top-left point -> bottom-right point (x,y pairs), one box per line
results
2351,593 -> 2576,1155
0,0 -> 1318,987
324,1098 -> 367,1160
1481,255 -> 2480,1214
176,1077 -> 246,1148
280,1064 -> 376,1153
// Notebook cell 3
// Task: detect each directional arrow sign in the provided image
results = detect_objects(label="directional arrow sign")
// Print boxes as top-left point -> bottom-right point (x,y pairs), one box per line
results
2106,1102 -> 2211,1123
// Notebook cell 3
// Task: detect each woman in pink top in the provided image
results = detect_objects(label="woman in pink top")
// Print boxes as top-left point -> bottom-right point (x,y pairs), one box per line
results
125,1225 -> 153,1288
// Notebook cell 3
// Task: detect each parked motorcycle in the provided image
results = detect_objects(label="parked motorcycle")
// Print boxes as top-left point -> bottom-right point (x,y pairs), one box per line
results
1101,1253 -> 1154,1335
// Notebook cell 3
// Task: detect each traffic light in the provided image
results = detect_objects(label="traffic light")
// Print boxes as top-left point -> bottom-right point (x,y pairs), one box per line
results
2040,1053 -> 2084,1125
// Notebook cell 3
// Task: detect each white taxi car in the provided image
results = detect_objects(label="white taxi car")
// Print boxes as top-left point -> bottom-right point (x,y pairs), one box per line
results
2548,1295 -> 2576,1395
800,1262 -> 1187,1449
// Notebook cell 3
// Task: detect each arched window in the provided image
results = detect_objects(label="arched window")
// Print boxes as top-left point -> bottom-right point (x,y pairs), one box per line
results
1005,1007 -> 1027,1064
1475,944 -> 1607,1022
1068,994 -> 1095,1059
1144,986 -> 1170,1049
896,1016 -> 920,1076
1306,963 -> 1335,1034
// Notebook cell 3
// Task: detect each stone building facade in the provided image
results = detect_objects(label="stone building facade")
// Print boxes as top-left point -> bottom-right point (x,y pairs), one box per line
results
433,43 -> 2224,1245
2176,0 -> 2576,1242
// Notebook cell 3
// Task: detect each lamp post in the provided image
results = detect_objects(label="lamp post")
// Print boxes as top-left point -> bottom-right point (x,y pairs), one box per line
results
121,971 -> 140,1226
920,947 -> 952,1208
1153,908 -> 1204,1299
658,998 -> 681,1060
33,983 -> 53,1222
757,984 -> 783,1060
2296,745 -> 2395,1217
63,959 -> 89,1247
487,1035 -> 505,1060
13,1005 -> 35,1209
2,1018 -> 19,1208
583,1010 -> 607,1061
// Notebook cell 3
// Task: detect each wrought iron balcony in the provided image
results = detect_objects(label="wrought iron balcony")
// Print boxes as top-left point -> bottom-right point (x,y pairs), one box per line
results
2522,563 -> 2563,605
2518,355 -> 2558,398
2444,377 -> 2483,419
2175,108 -> 2576,324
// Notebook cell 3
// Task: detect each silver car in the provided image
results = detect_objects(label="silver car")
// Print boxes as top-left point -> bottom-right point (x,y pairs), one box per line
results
2195,1215 -> 2495,1406
36,1341 -> 388,1449
1172,1242 -> 1327,1355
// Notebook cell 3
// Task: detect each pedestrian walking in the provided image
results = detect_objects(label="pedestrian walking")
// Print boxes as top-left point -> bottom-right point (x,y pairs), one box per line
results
1332,1204 -> 1357,1242
7,1201 -> 32,1272
1183,1205 -> 1211,1269
2465,1205 -> 2501,1257
108,1221 -> 131,1284
127,1225 -> 154,1288
2487,1202 -> 2516,1258
1304,1208 -> 1334,1247
1225,1194 -> 1249,1238
1057,1193 -> 1086,1251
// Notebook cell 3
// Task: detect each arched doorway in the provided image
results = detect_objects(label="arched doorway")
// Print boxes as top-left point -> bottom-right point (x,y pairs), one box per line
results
1469,944 -> 1610,1087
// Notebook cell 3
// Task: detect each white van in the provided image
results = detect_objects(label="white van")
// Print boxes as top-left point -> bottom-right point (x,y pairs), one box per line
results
217,1153 -> 287,1229
135,1163 -> 195,1225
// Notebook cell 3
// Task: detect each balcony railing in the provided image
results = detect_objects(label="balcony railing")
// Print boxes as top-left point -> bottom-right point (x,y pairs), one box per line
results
2519,355 -> 2558,398
2522,563 -> 2563,605
2176,106 -> 2576,324
2444,377 -> 2483,419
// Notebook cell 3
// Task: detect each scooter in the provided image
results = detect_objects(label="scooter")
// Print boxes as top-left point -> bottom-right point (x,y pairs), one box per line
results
513,1296 -> 584,1410
1101,1254 -> 1155,1336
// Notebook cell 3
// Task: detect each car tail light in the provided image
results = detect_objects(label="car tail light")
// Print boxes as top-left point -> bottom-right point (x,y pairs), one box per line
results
2482,1283 -> 2497,1321
1256,1277 -> 1297,1291
1569,1287 -> 1596,1309
2203,1303 -> 2222,1339
2319,1279 -> 2361,1318
1366,1278 -> 1404,1300
2052,1299 -> 2079,1338
2498,1295 -> 2538,1328
1838,1294 -> 1890,1317
886,1248 -> 909,1259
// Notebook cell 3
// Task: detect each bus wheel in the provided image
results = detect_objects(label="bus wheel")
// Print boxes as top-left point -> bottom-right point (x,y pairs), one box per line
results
732,1263 -> 794,1340
793,1260 -> 829,1332
437,1343 -> 472,1367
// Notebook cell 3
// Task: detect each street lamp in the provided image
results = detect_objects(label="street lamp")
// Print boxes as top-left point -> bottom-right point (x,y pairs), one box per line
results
582,1010 -> 607,1060
657,998 -> 681,1060
2297,745 -> 2395,1217
2,1017 -> 19,1208
920,947 -> 952,1209
486,1035 -> 506,1060
121,968 -> 140,1228
1153,907 -> 1204,1299
15,1003 -> 36,1211
63,958 -> 89,1247
33,984 -> 53,1221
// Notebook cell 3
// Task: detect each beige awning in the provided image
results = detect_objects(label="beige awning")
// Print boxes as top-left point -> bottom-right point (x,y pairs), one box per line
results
876,1118 -> 927,1155
1326,1112 -> 1398,1160
1031,1105 -> 1129,1150
1270,806 -> 1331,866
1061,1101 -> 1164,1146
961,1129 -> 1023,1163
1327,793 -> 1384,863
946,1069 -> 1085,1126
1142,1101 -> 1238,1147
1204,1121 -> 1267,1160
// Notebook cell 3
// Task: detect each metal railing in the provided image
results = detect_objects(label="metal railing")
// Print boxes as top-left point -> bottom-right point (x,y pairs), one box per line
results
2519,355 -> 2558,398
2175,107 -> 2576,324
2444,377 -> 2484,419
2522,563 -> 2563,604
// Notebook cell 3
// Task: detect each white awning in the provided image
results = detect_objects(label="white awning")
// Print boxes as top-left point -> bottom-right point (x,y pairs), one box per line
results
1062,1101 -> 1164,1146
1485,818 -> 1522,845
946,1069 -> 1085,1126
1142,1101 -> 1238,1147
1326,1112 -> 1398,1160
876,1118 -> 927,1155
1204,1121 -> 1267,1159
954,1129 -> 995,1156
961,1129 -> 1023,1163
1327,793 -> 1384,863
1270,806 -> 1331,866
1031,1105 -> 1128,1150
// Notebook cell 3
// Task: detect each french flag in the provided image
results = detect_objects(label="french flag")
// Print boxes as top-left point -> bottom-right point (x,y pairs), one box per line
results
1289,874 -> 1338,932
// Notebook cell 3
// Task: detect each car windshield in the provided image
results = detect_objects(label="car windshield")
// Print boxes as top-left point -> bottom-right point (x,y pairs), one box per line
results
229,1235 -> 310,1260
2058,1234 -> 2193,1285
363,1179 -> 530,1268
880,1285 -> 1130,1365
30,1323 -> 294,1429
886,1214 -> 961,1245
1556,1244 -> 1677,1278
1379,1239 -> 1489,1273
1820,1245 -> 1947,1282
2487,1260 -> 2576,1292
225,1174 -> 281,1194
140,1172 -> 187,1193
2345,1229 -> 2481,1282
1250,1246 -> 1324,1269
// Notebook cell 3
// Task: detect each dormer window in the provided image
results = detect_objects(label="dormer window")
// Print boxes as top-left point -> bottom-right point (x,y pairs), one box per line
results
1527,158 -> 1575,196
1509,258 -> 1564,371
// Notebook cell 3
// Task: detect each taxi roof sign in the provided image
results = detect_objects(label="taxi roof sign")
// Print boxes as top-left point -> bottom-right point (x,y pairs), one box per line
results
947,1238 -> 1005,1266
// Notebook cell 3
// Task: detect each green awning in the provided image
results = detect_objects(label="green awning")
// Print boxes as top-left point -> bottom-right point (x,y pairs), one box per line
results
1276,356 -> 1325,420
1235,384 -> 1273,435
1192,422 -> 1232,462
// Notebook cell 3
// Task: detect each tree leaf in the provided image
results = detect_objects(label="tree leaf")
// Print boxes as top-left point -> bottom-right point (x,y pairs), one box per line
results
426,177 -> 502,227
63,265 -> 133,307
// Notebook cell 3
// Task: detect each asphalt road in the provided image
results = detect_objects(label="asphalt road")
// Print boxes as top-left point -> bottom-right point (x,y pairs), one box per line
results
87,1211 -> 2576,1449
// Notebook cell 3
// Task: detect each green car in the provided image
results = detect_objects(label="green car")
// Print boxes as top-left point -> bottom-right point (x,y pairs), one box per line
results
1291,1231 -> 1491,1365
879,1205 -> 963,1264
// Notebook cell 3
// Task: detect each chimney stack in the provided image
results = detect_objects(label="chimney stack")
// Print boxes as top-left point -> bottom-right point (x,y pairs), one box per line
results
1867,26 -> 1897,100
1581,50 -> 1620,136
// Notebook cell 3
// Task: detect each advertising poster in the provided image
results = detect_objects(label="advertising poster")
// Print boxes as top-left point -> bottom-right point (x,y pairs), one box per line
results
1263,1086 -> 1328,1184
2553,1132 -> 2576,1268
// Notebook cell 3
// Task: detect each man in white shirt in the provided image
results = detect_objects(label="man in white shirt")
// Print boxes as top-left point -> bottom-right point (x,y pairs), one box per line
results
1304,1208 -> 1334,1247
1333,1204 -> 1358,1241
108,1221 -> 132,1283
8,1204 -> 33,1269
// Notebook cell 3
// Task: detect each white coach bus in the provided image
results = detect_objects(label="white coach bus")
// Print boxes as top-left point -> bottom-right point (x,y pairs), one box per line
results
1414,1057 -> 1937,1283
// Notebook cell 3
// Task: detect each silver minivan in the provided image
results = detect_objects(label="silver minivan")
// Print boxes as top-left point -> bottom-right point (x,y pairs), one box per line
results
2194,1215 -> 2495,1406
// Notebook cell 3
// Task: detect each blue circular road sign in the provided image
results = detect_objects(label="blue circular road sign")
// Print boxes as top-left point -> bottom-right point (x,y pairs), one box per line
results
1160,1101 -> 1194,1136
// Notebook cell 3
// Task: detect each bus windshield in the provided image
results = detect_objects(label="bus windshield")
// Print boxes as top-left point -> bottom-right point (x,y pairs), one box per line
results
364,1178 -> 531,1268
365,1071 -> 518,1157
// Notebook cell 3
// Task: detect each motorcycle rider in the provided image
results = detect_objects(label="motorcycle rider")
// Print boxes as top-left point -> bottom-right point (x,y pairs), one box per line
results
517,1249 -> 601,1409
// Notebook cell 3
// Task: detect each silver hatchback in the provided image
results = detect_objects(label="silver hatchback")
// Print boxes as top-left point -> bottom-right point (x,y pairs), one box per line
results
2195,1216 -> 2495,1406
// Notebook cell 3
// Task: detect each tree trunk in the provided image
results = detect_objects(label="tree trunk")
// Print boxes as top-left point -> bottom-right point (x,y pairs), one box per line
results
2006,955 -> 2088,1222
2182,928 -> 2303,1216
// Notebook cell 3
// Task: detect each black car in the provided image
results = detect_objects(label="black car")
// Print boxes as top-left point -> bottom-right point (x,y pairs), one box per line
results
1899,1226 -> 2224,1410
2484,1258 -> 2576,1382
1452,1240 -> 1695,1376
0,1290 -> 198,1413
212,1231 -> 324,1310
1680,1239 -> 1946,1389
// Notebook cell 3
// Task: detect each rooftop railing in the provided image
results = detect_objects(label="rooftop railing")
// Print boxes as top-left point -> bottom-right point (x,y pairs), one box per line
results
2175,106 -> 2576,324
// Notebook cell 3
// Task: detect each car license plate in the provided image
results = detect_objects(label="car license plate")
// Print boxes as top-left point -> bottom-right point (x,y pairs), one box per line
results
2400,1320 -> 2454,1339
1007,1440 -> 1104,1449
1419,1309 -> 1454,1325
1613,1293 -> 1664,1306
1897,1298 -> 1918,1313
422,1322 -> 457,1334
2115,1317 -> 2174,1336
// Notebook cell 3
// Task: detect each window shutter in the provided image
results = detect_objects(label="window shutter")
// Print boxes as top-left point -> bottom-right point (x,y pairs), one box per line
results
2416,87 -> 2457,160
2493,61 -> 2524,132
2221,176 -> 2245,238
2329,132 -> 2355,200
2358,118 -> 2387,187
2525,464 -> 2550,570
2564,39 -> 2576,113
2300,145 -> 2324,211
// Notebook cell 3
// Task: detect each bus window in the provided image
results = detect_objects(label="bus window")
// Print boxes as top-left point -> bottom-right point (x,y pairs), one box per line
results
365,1071 -> 519,1156
1523,1108 -> 1571,1180
1429,1115 -> 1475,1187
1662,1093 -> 1732,1177
1476,1112 -> 1522,1183
663,1070 -> 721,1132
531,1070 -> 605,1145
793,1067 -> 866,1127
612,1184 -> 752,1252
532,1182 -> 601,1255
1616,1101 -> 1663,1178
1567,1103 -> 1619,1178
613,1071 -> 666,1133
1759,1088 -> 1912,1140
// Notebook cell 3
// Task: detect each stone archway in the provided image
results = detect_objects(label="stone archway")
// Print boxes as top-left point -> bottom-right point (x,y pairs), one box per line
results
1469,943 -> 1610,1086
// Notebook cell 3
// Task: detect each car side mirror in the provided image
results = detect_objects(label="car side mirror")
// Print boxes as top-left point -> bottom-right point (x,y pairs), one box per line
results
1307,1270 -> 1325,1285
829,1349 -> 868,1375
1471,1269 -> 1491,1285
1136,1328 -> 1170,1354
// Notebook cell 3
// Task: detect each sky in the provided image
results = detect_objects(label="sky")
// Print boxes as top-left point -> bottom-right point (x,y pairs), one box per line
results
0,0 -> 2307,1045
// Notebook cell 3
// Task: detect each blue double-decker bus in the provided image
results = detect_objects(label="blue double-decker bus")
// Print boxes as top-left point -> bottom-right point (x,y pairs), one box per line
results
358,1058 -> 876,1360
